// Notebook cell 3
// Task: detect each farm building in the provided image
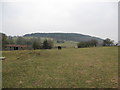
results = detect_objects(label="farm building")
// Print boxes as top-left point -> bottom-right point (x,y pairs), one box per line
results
3,45 -> 28,50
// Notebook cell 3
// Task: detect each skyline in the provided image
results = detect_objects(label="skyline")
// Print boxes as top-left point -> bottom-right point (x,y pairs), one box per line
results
0,0 -> 118,42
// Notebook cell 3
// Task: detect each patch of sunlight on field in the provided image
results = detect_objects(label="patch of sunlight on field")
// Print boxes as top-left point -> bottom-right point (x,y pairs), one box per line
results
54,41 -> 78,48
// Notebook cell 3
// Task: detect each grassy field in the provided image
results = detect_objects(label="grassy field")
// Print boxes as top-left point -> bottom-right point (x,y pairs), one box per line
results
54,41 -> 78,48
2,47 -> 118,88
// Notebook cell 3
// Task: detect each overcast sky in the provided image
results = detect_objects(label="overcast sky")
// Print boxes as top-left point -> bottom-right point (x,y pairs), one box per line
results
0,0 -> 118,42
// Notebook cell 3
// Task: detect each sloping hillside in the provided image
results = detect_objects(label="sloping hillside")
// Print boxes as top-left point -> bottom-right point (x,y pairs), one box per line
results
23,33 -> 103,45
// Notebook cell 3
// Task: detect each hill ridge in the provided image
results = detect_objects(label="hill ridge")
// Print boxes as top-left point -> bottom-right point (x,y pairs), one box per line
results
23,33 -> 103,45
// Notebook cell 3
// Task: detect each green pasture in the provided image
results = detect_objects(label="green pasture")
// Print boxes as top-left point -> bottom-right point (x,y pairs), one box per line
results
2,47 -> 118,88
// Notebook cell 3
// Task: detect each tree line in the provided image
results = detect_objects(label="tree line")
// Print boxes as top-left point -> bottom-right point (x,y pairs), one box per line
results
77,40 -> 98,48
77,38 -> 114,48
1,33 -> 54,49
1,33 -> 115,50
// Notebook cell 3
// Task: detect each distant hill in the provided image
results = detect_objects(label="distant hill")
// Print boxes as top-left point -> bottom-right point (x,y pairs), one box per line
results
23,33 -> 103,45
